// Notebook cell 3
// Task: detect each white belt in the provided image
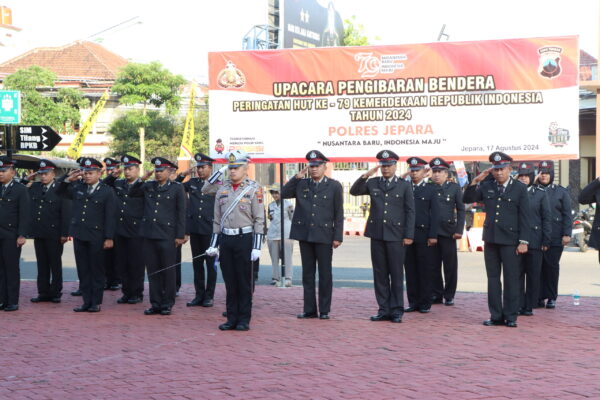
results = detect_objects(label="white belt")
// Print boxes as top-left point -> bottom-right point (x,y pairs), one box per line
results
222,226 -> 253,235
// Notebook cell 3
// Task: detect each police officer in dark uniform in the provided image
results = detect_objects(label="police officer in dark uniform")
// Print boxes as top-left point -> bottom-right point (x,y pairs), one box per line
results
130,157 -> 186,316
282,150 -> 344,320
515,162 -> 551,316
103,155 -> 145,304
580,174 -> 600,263
404,156 -> 440,314
0,156 -> 31,311
463,152 -> 531,327
350,150 -> 414,323
58,158 -> 116,312
28,159 -> 70,303
102,157 -> 121,291
176,153 -> 217,307
538,160 -> 571,309
429,157 -> 465,306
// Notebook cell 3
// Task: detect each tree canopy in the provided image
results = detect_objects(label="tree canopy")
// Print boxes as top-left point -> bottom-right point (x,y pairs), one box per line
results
342,16 -> 376,46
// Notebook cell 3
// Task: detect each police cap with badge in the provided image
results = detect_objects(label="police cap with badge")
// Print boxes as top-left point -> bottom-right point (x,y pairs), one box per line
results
306,150 -> 329,166
407,156 -> 428,171
538,160 -> 554,173
103,157 -> 120,171
227,150 -> 250,168
429,157 -> 450,171
489,151 -> 513,168
121,154 -> 142,168
151,157 -> 177,171
0,156 -> 15,171
376,150 -> 399,166
37,159 -> 57,174
194,153 -> 215,167
80,157 -> 103,171
517,162 -> 533,175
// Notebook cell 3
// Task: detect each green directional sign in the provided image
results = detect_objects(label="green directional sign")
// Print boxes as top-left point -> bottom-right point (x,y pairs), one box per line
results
0,90 -> 21,124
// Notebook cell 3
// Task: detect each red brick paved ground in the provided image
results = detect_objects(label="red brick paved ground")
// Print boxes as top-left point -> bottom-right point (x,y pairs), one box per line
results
1,281 -> 600,400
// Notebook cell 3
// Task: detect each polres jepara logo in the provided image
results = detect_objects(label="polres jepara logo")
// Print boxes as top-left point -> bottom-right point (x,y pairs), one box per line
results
354,52 -> 407,78
538,46 -> 562,79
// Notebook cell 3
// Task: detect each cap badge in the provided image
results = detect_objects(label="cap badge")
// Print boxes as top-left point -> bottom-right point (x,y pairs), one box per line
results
85,160 -> 91,166
155,159 -> 161,166
382,151 -> 389,159
310,151 -> 317,159
542,162 -> 548,167
123,157 -> 129,163
493,154 -> 501,162
521,163 -> 526,168
0,161 -> 3,166
434,159 -> 441,165
229,153 -> 237,162
410,159 -> 417,165
40,161 -> 46,167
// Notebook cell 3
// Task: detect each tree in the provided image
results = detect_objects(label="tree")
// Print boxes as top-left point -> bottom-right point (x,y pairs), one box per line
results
342,16 -> 376,46
111,62 -> 186,168
3,66 -> 89,134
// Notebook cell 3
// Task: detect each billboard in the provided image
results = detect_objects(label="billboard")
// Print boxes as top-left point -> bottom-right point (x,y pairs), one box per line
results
281,0 -> 344,48
208,36 -> 579,162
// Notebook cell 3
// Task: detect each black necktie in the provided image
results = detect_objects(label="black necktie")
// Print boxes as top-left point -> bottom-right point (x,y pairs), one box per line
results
42,185 -> 48,194
497,184 -> 504,194
87,185 -> 94,195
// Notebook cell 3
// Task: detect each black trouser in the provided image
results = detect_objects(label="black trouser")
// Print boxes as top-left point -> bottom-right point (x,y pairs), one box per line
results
404,241 -> 435,310
144,238 -> 177,310
0,238 -> 22,306
370,239 -> 405,317
176,245 -> 182,292
520,248 -> 543,312
432,235 -> 458,301
73,238 -> 105,307
190,233 -> 216,300
540,246 -> 563,301
299,241 -> 333,315
483,242 -> 521,323
33,237 -> 64,298
220,233 -> 253,325
115,235 -> 144,299
104,247 -> 120,286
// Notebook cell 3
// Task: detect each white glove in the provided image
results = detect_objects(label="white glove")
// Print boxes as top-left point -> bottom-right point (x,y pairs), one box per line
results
250,249 -> 261,262
207,165 -> 228,184
206,247 -> 219,257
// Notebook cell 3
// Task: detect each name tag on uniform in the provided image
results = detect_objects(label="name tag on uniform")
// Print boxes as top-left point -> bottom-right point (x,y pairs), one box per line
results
191,185 -> 198,190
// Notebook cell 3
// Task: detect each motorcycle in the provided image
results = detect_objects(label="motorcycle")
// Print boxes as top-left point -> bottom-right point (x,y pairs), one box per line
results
571,207 -> 594,252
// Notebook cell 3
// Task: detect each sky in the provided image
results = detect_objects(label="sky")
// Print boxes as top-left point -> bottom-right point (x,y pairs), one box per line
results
1,0 -> 598,82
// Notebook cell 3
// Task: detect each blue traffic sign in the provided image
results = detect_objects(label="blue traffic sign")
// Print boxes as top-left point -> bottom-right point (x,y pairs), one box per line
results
0,90 -> 21,124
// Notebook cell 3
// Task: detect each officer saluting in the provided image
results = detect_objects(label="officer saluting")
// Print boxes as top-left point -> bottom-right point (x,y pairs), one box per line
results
282,150 -> 344,320
429,157 -> 465,306
463,152 -> 531,327
404,156 -> 440,314
58,158 -> 116,313
204,150 -> 265,331
28,159 -> 71,304
176,153 -> 218,308
129,157 -> 187,316
350,150 -> 414,323
0,156 -> 31,312
103,155 -> 145,304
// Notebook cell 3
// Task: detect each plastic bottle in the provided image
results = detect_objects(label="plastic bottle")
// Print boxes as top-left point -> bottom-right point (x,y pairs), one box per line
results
573,290 -> 580,306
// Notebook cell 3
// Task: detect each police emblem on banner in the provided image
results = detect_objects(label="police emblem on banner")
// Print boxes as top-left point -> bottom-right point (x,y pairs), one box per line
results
214,139 -> 225,155
548,122 -> 570,147
217,61 -> 246,89
538,46 -> 562,79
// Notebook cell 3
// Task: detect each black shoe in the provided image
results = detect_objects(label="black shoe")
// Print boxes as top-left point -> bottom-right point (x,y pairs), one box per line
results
483,319 -> 505,326
297,312 -> 318,319
50,297 -> 61,303
71,289 -> 82,296
160,308 -> 172,315
505,321 -> 518,328
222,311 -> 228,317
31,296 -> 50,303
431,297 -> 443,304
419,308 -> 431,313
73,305 -> 90,312
219,322 -> 236,331
0,304 -> 4,310
444,298 -> 454,306
370,313 -> 391,321
144,307 -> 160,315
87,305 -> 101,312
235,323 -> 250,331
391,315 -> 402,323
186,298 -> 203,307
202,298 -> 214,307
519,309 -> 534,316
117,296 -> 130,304
404,306 -> 418,312
127,297 -> 143,304
109,284 -> 120,291
546,299 -> 556,309
4,304 -> 18,312
319,313 -> 330,320
536,299 -> 546,308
